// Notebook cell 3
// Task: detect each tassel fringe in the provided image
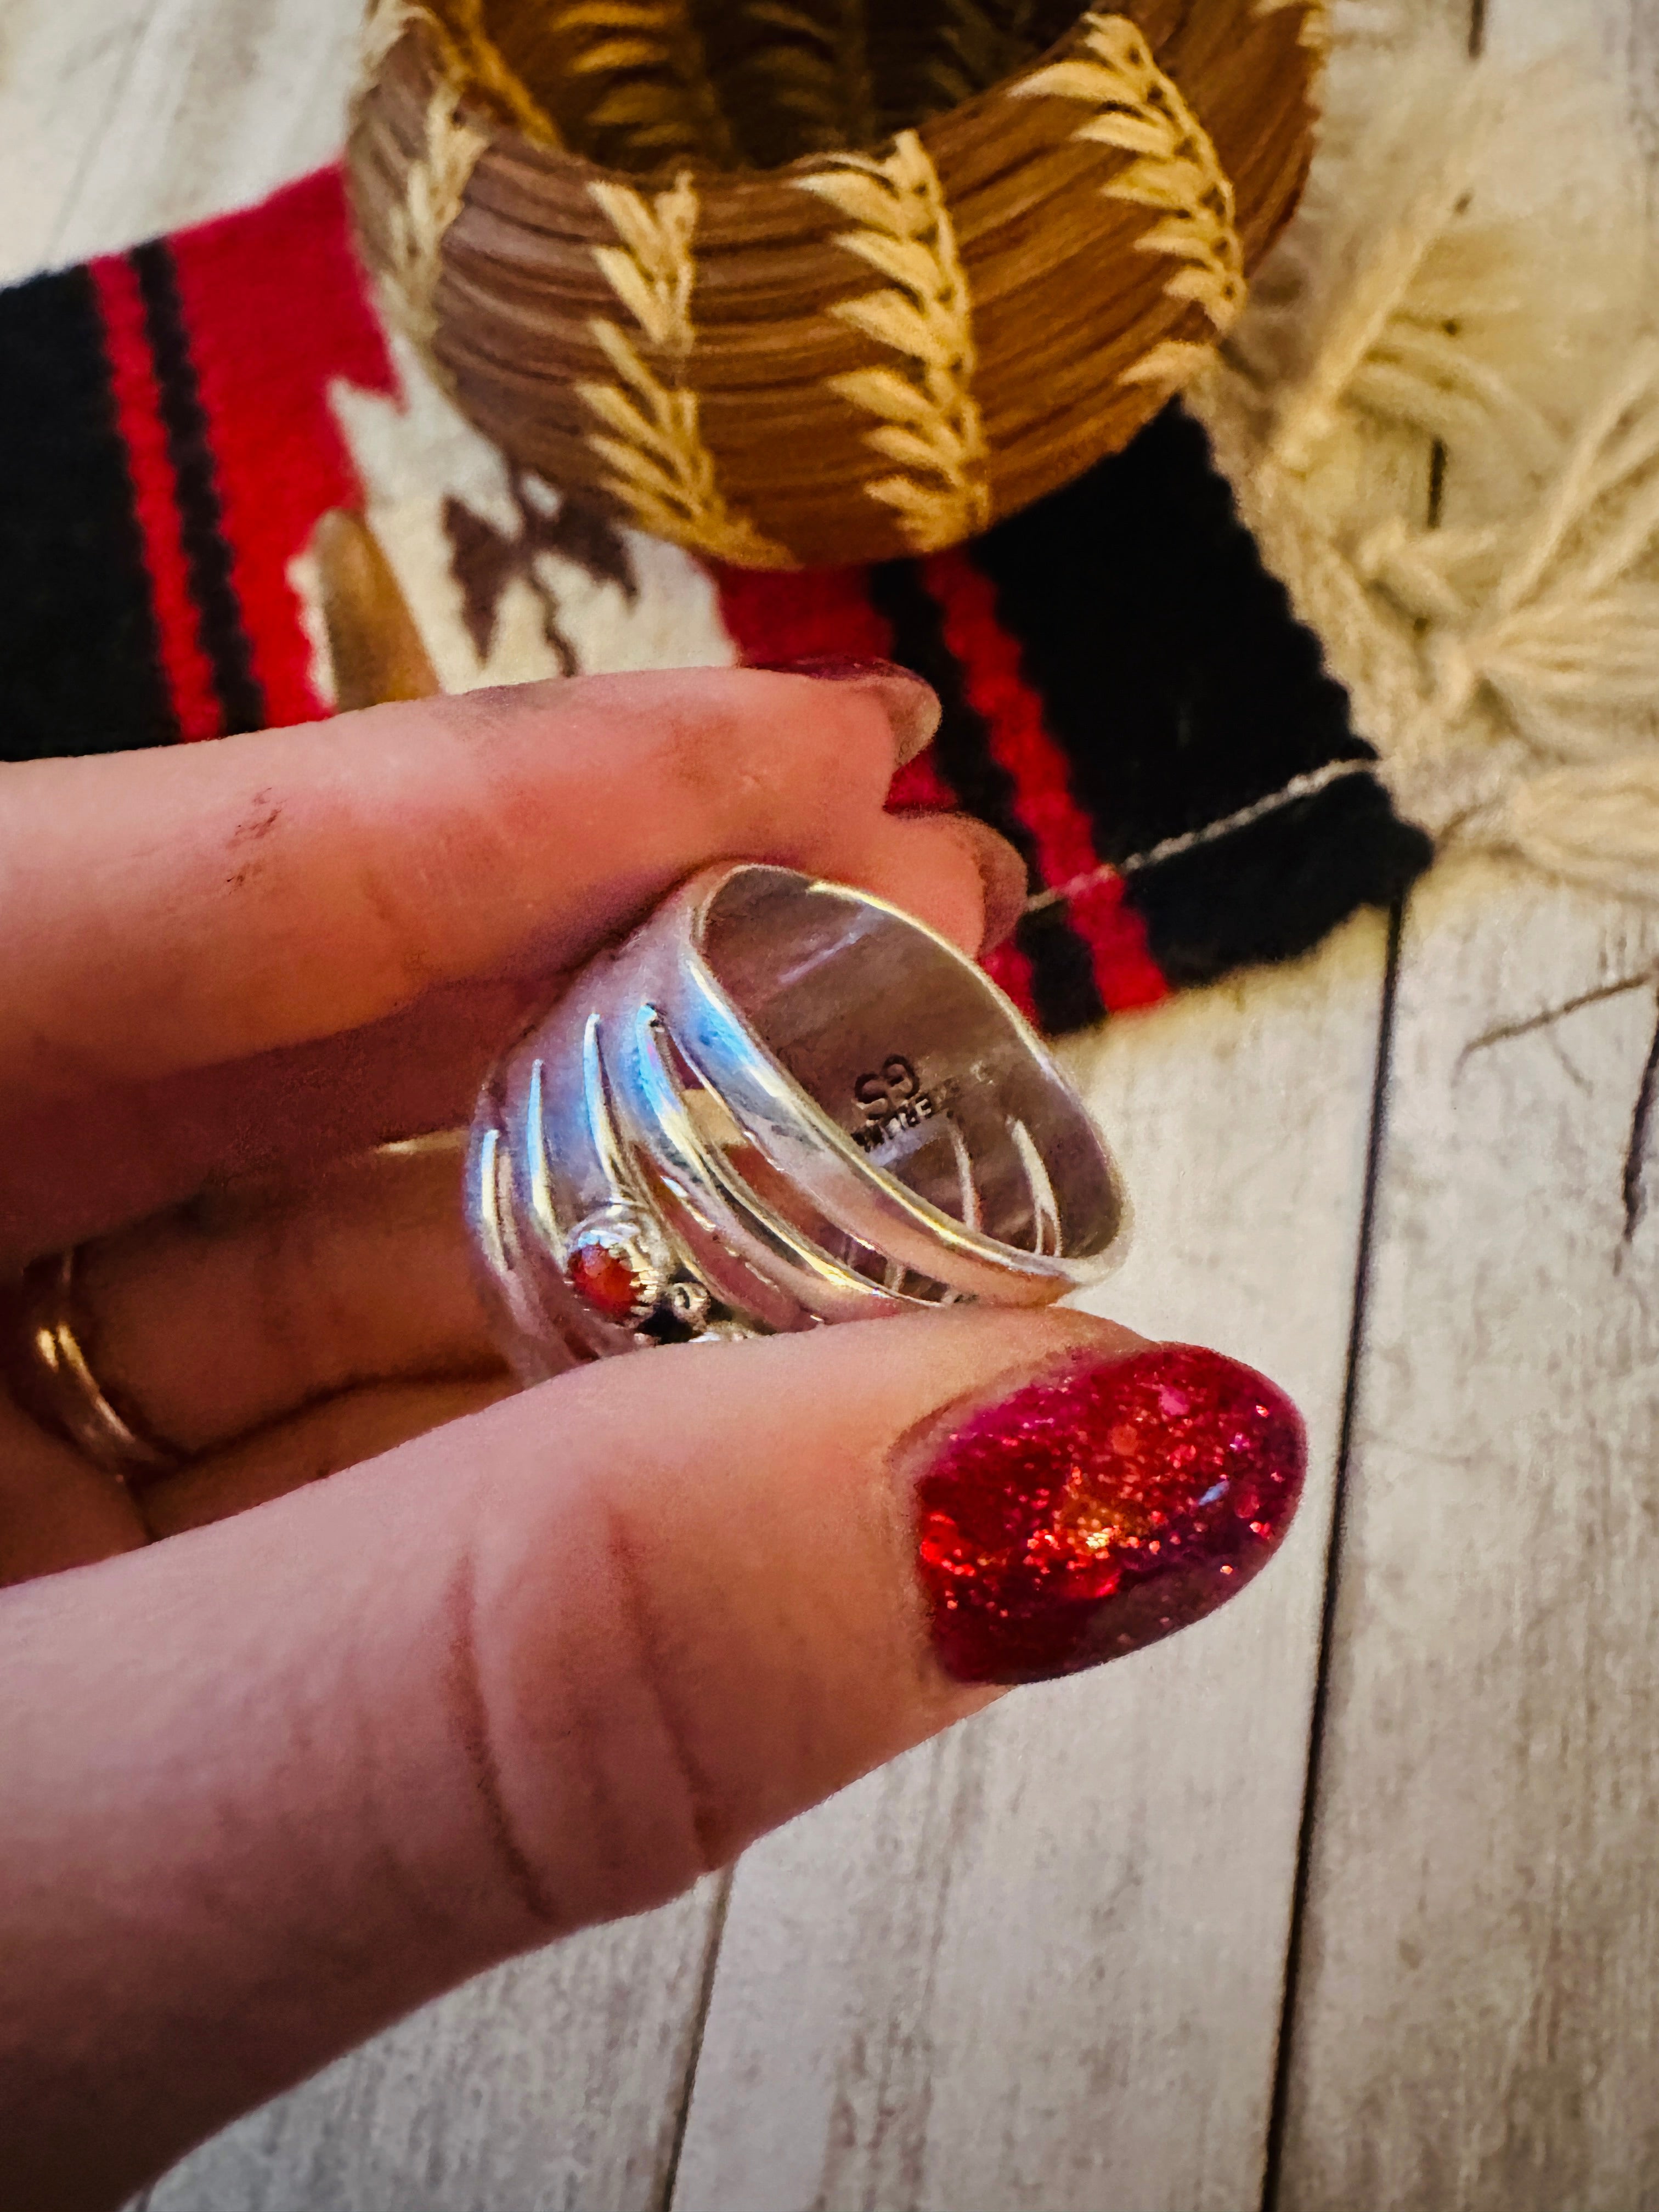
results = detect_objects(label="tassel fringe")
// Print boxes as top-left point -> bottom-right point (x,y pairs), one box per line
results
1192,1 -> 1659,902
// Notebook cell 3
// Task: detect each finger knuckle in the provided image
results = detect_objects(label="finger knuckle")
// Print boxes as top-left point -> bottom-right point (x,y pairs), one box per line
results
455,1490 -> 720,1935
597,1498 -> 733,1876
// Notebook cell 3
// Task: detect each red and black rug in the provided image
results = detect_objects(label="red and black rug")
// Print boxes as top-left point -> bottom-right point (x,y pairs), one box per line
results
0,168 -> 1430,1035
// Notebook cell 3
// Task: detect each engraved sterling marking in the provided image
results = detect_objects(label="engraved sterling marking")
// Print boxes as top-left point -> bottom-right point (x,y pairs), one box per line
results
853,1054 -> 944,1153
855,1056 -> 921,1110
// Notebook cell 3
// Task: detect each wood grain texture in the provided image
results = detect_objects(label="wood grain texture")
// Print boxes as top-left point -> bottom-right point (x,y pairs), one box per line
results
142,1888 -> 725,2212
0,0 -> 162,284
1269,4 -> 1659,2205
672,919 -> 1391,2212
1273,862 -> 1659,2212
0,0 -> 360,283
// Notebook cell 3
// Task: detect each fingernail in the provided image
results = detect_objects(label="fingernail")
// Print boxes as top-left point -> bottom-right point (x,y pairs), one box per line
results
746,655 -> 940,768
946,816 -> 1029,955
892,809 -> 1030,955
912,1344 -> 1307,1685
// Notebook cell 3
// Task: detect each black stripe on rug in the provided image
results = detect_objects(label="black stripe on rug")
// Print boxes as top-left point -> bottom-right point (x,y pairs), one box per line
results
131,240 -> 266,737
0,267 -> 173,761
1126,774 -> 1432,986
970,400 -> 1431,981
868,558 -> 1106,1035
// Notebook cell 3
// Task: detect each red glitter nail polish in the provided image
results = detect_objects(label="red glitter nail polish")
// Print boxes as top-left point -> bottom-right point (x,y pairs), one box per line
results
914,1344 -> 1306,1685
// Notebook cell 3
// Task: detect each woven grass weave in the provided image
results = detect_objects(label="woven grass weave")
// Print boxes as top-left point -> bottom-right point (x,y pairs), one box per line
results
349,0 -> 1320,566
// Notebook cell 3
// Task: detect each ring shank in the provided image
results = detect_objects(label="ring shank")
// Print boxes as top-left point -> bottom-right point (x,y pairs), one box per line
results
7,1250 -> 180,1481
466,864 -> 1128,1369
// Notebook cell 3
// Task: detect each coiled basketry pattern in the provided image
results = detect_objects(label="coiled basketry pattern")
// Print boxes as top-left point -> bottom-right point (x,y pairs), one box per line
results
348,1 -> 1323,567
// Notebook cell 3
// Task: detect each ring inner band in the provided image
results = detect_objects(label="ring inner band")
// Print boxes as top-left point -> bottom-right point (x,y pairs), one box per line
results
692,870 -> 1122,1277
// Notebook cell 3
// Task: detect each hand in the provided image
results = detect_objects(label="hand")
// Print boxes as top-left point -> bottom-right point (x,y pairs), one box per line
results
0,667 -> 1305,2211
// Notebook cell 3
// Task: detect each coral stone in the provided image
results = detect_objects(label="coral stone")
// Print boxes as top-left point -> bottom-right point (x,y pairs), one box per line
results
568,1238 -> 646,1322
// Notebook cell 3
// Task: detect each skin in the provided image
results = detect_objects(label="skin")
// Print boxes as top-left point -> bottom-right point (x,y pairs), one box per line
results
0,669 -> 1149,2210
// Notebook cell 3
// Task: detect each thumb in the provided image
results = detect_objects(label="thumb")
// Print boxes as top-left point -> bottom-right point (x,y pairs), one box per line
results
0,1311 -> 1304,2210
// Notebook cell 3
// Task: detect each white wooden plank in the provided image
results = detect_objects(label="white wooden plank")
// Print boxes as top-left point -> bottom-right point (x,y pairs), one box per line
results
0,0 -> 162,284
46,0 -> 361,266
1480,0 -> 1633,66
671,919 -> 1389,2212
0,0 -> 358,285
1273,861 -> 1659,2211
142,1887 -> 723,2212
1271,0 -> 1659,2199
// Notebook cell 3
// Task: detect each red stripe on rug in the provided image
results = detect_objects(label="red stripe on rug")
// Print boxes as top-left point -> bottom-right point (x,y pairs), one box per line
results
713,562 -> 954,810
89,252 -> 222,742
981,937 -> 1040,1021
921,550 -> 1168,1014
165,167 -> 397,730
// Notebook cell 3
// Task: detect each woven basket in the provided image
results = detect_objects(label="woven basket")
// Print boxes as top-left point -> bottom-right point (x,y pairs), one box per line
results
348,1 -> 1323,569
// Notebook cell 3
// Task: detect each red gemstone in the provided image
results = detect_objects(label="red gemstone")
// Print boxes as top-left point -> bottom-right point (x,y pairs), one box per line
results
568,1238 -> 646,1322
913,1344 -> 1306,1685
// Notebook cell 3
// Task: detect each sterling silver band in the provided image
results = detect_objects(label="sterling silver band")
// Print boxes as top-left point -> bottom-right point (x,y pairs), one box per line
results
465,864 -> 1128,1375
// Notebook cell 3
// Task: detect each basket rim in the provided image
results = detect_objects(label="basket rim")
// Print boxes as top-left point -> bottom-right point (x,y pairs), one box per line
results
346,0 -> 1322,569
364,1 -> 1302,195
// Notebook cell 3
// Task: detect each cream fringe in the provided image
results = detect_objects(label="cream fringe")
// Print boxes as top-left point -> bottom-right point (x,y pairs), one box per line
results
1188,2 -> 1659,902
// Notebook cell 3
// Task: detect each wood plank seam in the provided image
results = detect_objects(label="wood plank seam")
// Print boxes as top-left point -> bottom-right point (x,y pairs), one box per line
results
656,1867 -> 736,2212
1249,6 -> 1659,2201
1621,992 -> 1659,1247
1265,17 -> 1480,2183
1259,894 -> 1410,2212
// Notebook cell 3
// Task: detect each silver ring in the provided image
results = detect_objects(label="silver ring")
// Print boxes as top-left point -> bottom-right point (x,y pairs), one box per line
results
465,864 -> 1128,1375
7,1250 -> 181,1482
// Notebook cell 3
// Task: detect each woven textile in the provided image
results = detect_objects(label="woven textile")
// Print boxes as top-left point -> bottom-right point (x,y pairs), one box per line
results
0,167 -> 1430,1034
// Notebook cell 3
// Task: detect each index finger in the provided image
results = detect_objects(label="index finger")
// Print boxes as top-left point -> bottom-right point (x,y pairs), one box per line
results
0,667 -> 933,1104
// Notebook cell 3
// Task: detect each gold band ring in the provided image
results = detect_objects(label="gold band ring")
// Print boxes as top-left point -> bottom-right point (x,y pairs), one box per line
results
7,1249 -> 182,1483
